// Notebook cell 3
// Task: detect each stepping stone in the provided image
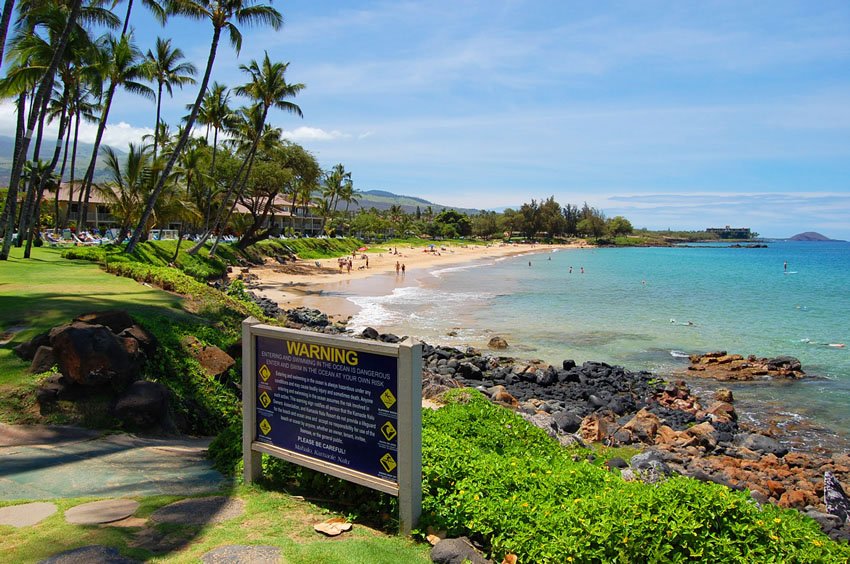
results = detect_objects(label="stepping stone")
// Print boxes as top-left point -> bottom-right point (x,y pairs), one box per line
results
0,501 -> 57,527
150,496 -> 245,526
201,545 -> 281,563
39,545 -> 138,563
65,499 -> 139,525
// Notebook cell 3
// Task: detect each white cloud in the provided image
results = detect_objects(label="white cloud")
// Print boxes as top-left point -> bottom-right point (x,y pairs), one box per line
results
282,126 -> 350,142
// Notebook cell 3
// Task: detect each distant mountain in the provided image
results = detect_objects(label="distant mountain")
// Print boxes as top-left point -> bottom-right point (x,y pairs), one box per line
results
354,189 -> 480,215
788,231 -> 844,242
0,135 -> 122,184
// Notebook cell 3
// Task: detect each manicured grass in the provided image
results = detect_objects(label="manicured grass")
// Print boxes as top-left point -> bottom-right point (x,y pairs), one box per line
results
0,487 -> 430,563
369,237 -> 487,252
0,247 -> 188,385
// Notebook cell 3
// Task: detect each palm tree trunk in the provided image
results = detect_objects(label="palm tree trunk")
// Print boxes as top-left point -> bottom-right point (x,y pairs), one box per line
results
153,81 -> 162,160
79,84 -> 117,228
18,78 -> 53,247
127,25 -> 222,254
0,92 -> 25,241
0,0 -> 82,260
65,106 -> 81,228
55,111 -> 72,230
120,0 -> 134,37
0,0 -> 15,73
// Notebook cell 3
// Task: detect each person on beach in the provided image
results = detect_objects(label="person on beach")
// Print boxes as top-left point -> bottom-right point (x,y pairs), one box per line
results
347,260 -> 352,274
784,261 -> 788,272
569,266 -> 572,274
580,266 -> 584,274
366,256 -> 369,268
395,261 -> 400,274
401,263 -> 406,274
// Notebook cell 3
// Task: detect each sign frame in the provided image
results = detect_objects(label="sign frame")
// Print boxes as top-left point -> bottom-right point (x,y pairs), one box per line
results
242,318 -> 422,534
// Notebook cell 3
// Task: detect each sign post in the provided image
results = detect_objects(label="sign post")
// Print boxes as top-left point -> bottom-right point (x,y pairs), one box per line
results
242,318 -> 422,534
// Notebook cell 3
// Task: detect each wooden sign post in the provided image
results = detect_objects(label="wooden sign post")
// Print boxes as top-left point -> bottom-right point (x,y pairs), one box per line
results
242,318 -> 422,534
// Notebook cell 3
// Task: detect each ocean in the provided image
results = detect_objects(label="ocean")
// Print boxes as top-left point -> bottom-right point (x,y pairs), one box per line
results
345,241 -> 850,452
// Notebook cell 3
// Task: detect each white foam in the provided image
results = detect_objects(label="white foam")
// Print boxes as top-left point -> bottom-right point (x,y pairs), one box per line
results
670,350 -> 690,358
430,261 -> 493,279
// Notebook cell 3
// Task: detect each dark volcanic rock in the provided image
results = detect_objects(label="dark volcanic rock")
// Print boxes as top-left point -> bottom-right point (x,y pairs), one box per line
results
735,433 -> 788,457
73,311 -> 135,334
824,471 -> 850,526
114,381 -> 170,429
30,346 -> 56,373
49,322 -> 139,389
430,537 -> 491,564
360,327 -> 379,340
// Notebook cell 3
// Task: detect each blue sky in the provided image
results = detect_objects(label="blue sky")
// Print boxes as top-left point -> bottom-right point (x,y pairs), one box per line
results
5,0 -> 850,238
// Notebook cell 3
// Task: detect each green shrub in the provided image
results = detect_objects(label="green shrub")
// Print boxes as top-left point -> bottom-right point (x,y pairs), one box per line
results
418,389 -> 849,563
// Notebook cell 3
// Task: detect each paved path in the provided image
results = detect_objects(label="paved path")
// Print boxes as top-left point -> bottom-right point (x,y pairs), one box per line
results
0,424 -> 230,500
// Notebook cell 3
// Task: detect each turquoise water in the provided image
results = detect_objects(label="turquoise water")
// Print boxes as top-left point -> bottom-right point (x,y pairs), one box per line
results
346,242 -> 850,449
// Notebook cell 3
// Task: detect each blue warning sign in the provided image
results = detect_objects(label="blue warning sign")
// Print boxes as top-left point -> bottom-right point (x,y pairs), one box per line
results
255,336 -> 399,482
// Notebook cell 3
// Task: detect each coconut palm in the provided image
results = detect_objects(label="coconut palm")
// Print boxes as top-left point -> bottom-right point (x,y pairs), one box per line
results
144,37 -> 196,159
126,0 -> 283,254
191,51 -> 303,255
97,143 -> 151,239
77,32 -> 154,228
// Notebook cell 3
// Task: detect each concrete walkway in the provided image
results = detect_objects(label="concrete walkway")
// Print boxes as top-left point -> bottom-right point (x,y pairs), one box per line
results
0,424 -> 230,500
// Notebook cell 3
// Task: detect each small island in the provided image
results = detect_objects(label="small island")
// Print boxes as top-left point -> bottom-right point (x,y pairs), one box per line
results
789,231 -> 845,242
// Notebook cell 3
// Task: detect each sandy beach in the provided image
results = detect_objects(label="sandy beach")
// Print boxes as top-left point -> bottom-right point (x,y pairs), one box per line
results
238,241 -> 589,321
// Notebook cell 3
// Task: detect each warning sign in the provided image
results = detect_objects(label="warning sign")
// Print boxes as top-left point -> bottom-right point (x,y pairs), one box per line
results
380,389 -> 397,409
380,453 -> 397,473
255,335 -> 400,482
381,421 -> 397,442
259,391 -> 272,409
259,364 -> 271,382
259,418 -> 272,435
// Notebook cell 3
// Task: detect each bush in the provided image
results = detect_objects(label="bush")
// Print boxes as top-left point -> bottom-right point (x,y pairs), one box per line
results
418,389 -> 850,562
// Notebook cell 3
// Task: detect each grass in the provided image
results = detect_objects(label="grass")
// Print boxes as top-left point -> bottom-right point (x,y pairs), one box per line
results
368,237 -> 487,252
0,246 -> 188,386
0,487 -> 430,563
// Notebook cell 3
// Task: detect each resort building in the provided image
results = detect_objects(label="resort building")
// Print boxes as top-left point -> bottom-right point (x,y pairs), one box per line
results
50,184 -> 323,237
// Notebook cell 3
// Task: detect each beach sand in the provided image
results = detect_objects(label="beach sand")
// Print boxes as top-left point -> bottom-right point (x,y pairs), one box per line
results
239,241 -> 588,321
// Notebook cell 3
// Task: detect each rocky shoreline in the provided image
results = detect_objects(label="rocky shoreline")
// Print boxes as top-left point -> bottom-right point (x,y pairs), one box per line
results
356,327 -> 850,542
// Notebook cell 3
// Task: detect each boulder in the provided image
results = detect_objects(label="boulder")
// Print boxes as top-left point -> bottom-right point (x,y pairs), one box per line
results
29,346 -> 56,374
629,451 -> 673,483
488,336 -> 508,350
552,411 -> 582,433
824,471 -> 850,526
114,381 -> 170,429
735,433 -> 788,457
13,331 -> 50,361
74,310 -> 135,334
181,336 -> 235,378
714,388 -> 734,402
360,327 -> 379,340
704,401 -> 737,423
118,324 -> 157,356
285,307 -> 328,327
621,408 -> 661,443
49,322 -> 138,389
430,537 -> 491,564
686,421 -> 718,450
35,374 -> 78,405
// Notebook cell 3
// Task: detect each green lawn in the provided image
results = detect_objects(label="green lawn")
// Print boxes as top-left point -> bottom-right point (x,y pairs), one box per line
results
0,486 -> 430,563
0,246 -> 188,385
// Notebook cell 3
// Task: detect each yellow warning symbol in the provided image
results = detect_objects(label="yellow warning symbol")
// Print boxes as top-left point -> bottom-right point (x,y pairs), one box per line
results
380,421 -> 397,441
259,364 -> 271,382
259,391 -> 271,409
259,418 -> 272,435
379,453 -> 397,473
380,389 -> 396,409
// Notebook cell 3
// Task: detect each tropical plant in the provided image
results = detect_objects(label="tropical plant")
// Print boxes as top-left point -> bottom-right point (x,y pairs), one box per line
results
143,36 -> 196,159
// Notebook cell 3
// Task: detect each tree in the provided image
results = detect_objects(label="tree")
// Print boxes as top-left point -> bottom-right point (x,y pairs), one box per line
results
77,32 -> 154,228
127,0 -> 283,254
607,216 -> 633,237
144,37 -> 196,159
199,52 -> 303,256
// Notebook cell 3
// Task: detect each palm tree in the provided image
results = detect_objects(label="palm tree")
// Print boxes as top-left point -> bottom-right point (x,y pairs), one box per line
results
195,82 -> 232,170
0,0 -> 84,259
191,51 -> 302,255
97,143 -> 151,239
119,0 -> 165,37
144,37 -> 196,160
77,33 -> 153,228
126,0 -> 283,254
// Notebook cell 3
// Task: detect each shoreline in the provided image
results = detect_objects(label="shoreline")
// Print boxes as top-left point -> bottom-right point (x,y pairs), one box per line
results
242,241 -> 588,321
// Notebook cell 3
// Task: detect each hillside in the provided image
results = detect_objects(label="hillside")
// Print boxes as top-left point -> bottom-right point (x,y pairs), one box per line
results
0,135 -> 121,184
789,231 -> 844,242
353,189 -> 480,215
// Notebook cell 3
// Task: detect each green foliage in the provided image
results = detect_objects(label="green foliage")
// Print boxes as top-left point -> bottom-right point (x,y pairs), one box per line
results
248,236 -> 363,260
418,390 -> 849,563
62,240 -> 236,280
